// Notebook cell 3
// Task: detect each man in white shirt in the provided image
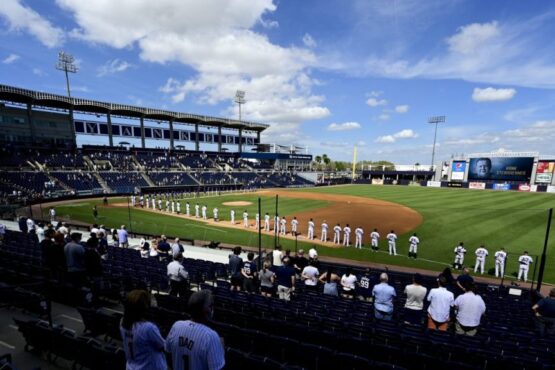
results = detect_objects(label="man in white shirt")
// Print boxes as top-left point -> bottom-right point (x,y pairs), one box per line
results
454,281 -> 486,336
387,230 -> 397,256
272,246 -> 283,267
427,276 -> 455,331
301,261 -> 320,287
58,222 -> 69,236
185,201 -> 190,216
165,291 -> 225,370
49,207 -> 56,222
408,233 -> 420,259
167,253 -> 189,297
280,217 -> 287,235
202,205 -> 207,220
195,203 -> 200,218
291,217 -> 299,235
26,218 -> 35,233
370,229 -> 380,252
274,215 -> 280,233
404,273 -> 427,325
176,201 -> 181,215
230,209 -> 235,224
242,210 -> 249,228
354,226 -> 364,249
474,245 -> 489,274
307,219 -> 315,240
255,213 -> 260,229
158,199 -> 163,211
321,221 -> 328,242
518,251 -> 533,282
171,200 -> 175,213
264,213 -> 270,231
308,247 -> 318,261
343,224 -> 351,247
333,224 -> 341,245
117,225 -> 129,248
453,242 -> 466,270
36,223 -> 45,243
494,247 -> 507,278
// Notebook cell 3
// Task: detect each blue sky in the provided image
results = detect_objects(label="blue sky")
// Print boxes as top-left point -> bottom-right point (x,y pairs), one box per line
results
1,0 -> 555,163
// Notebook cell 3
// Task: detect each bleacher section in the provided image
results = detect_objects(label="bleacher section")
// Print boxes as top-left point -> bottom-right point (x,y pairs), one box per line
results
51,172 -> 101,192
148,172 -> 198,186
99,172 -> 149,193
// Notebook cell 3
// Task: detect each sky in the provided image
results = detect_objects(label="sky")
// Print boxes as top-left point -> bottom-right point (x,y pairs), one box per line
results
1,0 -> 555,163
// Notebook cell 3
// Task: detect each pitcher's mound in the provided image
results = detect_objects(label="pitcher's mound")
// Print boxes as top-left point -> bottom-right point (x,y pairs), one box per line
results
222,201 -> 252,206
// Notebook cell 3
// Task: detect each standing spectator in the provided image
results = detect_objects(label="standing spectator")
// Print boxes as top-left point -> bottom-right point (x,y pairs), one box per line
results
456,268 -> 474,297
36,223 -> 45,243
293,249 -> 308,277
58,222 -> 69,236
372,273 -> 396,321
167,253 -> 189,297
84,237 -> 102,279
427,276 -> 455,331
120,290 -> 167,370
438,267 -> 456,294
165,290 -> 225,370
532,288 -> 555,337
241,252 -> 257,293
340,268 -> 358,298
18,216 -> 28,233
356,268 -> 377,301
0,222 -> 5,242
156,235 -> 171,260
272,246 -> 283,267
117,225 -> 129,248
228,247 -> 243,291
64,232 -> 86,286
403,273 -> 427,325
454,281 -> 486,336
258,261 -> 275,297
26,217 -> 35,233
171,238 -> 184,258
276,257 -> 296,301
319,269 -> 340,297
301,260 -> 320,289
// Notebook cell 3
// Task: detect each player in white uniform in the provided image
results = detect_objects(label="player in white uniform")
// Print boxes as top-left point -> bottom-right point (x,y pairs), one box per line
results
494,247 -> 507,278
333,224 -> 341,244
408,233 -> 420,259
194,204 -> 200,218
274,215 -> 280,234
370,229 -> 380,252
166,200 -> 170,212
213,207 -> 218,221
131,195 -> 136,207
176,201 -> 181,215
307,219 -> 315,240
139,195 -> 144,208
255,213 -> 260,229
343,224 -> 351,246
49,207 -> 56,222
243,210 -> 249,227
151,198 -> 156,209
171,200 -> 175,213
264,213 -> 270,231
158,199 -> 163,211
201,205 -> 207,220
291,217 -> 299,235
518,251 -> 533,282
354,226 -> 364,249
185,201 -> 190,216
280,217 -> 287,235
386,230 -> 397,256
321,221 -> 328,242
474,245 -> 489,274
453,242 -> 466,269
230,209 -> 235,224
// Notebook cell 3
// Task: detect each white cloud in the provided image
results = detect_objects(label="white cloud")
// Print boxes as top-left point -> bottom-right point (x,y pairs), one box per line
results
327,122 -> 361,131
0,0 -> 64,47
366,97 -> 387,107
446,21 -> 500,55
97,59 -> 132,77
395,104 -> 409,113
375,129 -> 418,143
32,68 -> 46,76
302,33 -> 317,48
378,113 -> 390,121
472,87 -> 516,102
259,18 -> 278,29
2,53 -> 19,64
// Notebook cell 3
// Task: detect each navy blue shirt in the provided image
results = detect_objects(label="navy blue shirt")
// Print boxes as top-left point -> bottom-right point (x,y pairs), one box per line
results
357,274 -> 377,297
276,266 -> 295,288
229,254 -> 243,278
158,241 -> 171,253
537,297 -> 555,318
243,261 -> 256,277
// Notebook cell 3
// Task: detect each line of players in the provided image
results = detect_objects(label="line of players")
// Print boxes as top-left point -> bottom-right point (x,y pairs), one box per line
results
453,242 -> 533,282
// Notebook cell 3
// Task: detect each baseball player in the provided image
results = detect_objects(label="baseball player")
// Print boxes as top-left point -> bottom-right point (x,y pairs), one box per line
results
145,195 -> 150,208
280,217 -> 287,235
158,199 -> 163,211
165,200 -> 170,212
49,207 -> 56,222
151,197 -> 156,209
264,213 -> 270,231
333,223 -> 341,244
171,200 -> 175,213
255,213 -> 260,229
453,242 -> 466,269
176,201 -> 181,215
321,220 -> 328,242
230,209 -> 235,224
354,226 -> 364,249
213,207 -> 218,221
307,218 -> 315,240
494,247 -> 507,278
474,245 -> 489,274
243,210 -> 249,227
408,233 -> 420,259
386,230 -> 397,255
274,215 -> 280,234
131,195 -> 136,207
139,195 -> 144,208
370,229 -> 380,252
194,203 -> 200,218
203,205 -> 209,220
291,217 -> 299,235
185,201 -> 190,216
518,251 -> 533,282
343,224 -> 351,246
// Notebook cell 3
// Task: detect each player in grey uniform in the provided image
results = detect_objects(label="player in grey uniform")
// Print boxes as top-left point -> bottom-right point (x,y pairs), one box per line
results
176,201 -> 181,215
494,247 -> 507,278
474,245 -> 489,274
370,229 -> 380,252
213,207 -> 218,221
408,233 -> 420,259
518,251 -> 533,282
453,242 -> 466,270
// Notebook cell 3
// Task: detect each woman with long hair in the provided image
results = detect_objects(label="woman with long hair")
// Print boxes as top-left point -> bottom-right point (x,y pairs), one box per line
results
120,290 -> 166,370
319,269 -> 340,297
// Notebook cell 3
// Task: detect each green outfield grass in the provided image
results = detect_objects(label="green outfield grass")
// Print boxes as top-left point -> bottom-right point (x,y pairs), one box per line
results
52,186 -> 555,283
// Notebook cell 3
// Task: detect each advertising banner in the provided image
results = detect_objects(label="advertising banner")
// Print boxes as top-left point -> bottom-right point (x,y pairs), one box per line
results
469,182 -> 486,190
451,161 -> 466,181
426,181 -> 441,188
468,157 -> 534,181
493,183 -> 511,191
518,184 -> 531,192
372,178 -> 384,185
530,185 -> 538,192
547,185 -> 555,193
447,182 -> 463,188
535,161 -> 555,184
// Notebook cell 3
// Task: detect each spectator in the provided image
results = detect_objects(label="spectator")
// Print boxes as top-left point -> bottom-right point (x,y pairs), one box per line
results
403,273 -> 427,325
533,288 -> 555,337
167,253 -> 189,297
454,281 -> 486,336
26,217 -> 35,233
120,290 -> 167,370
427,276 -> 455,331
36,222 -> 45,243
340,268 -> 358,298
319,269 -> 340,297
456,267 -> 474,297
301,260 -> 320,288
276,257 -> 296,301
438,267 -> 456,291
84,237 -> 102,279
157,235 -> 171,259
372,273 -> 396,321
171,238 -> 184,259
293,249 -> 308,276
117,225 -> 129,248
272,246 -> 283,267
241,252 -> 257,293
228,246 -> 244,291
165,290 -> 225,370
0,222 -> 5,242
357,268 -> 377,301
58,222 -> 69,236
97,232 -> 108,258
139,238 -> 150,258
258,261 -> 275,297
64,232 -> 86,286
18,216 -> 28,233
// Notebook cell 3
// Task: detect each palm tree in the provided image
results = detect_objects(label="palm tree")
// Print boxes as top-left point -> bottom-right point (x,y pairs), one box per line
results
322,154 -> 330,170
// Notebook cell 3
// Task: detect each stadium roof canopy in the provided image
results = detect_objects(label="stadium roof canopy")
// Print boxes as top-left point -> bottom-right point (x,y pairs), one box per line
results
0,84 -> 269,132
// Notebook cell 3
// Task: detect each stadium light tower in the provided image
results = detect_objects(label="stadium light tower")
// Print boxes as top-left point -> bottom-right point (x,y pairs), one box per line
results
428,115 -> 446,179
234,90 -> 246,121
56,51 -> 78,97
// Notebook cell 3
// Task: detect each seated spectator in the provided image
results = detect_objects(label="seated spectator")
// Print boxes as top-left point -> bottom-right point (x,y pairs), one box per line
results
372,273 -> 396,321
258,261 -> 275,297
301,260 -> 320,288
165,290 -> 225,370
427,276 -> 455,331
167,253 -> 189,297
340,268 -> 358,298
276,257 -> 296,301
228,246 -> 244,291
403,273 -> 427,325
532,287 -> 555,337
319,269 -> 340,297
454,281 -> 486,336
120,290 -> 167,370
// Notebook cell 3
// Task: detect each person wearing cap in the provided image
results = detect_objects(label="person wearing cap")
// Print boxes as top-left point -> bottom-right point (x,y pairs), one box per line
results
64,232 -> 86,286
532,288 -> 555,337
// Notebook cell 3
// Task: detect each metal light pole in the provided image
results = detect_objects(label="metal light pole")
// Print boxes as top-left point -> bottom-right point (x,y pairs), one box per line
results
235,90 -> 246,121
428,116 -> 446,180
56,51 -> 78,97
